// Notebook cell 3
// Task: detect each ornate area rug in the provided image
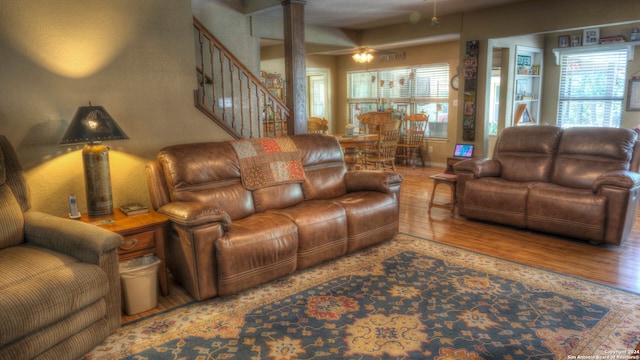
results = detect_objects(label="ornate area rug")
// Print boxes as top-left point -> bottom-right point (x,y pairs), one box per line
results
84,234 -> 640,359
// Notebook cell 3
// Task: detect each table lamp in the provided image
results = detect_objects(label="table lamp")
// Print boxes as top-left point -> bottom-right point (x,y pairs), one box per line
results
60,103 -> 129,217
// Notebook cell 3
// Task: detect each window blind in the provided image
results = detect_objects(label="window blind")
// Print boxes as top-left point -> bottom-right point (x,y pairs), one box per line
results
347,65 -> 449,101
557,49 -> 627,128
347,64 -> 449,137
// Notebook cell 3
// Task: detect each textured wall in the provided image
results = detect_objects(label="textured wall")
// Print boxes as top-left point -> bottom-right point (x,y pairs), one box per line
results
0,0 -> 231,216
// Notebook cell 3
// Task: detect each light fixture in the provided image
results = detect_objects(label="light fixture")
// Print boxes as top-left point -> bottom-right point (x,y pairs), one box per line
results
431,0 -> 439,27
352,48 -> 374,64
60,103 -> 129,217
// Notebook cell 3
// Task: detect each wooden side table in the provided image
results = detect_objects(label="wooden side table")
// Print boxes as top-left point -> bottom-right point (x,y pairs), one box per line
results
428,173 -> 458,216
78,209 -> 170,296
445,156 -> 469,174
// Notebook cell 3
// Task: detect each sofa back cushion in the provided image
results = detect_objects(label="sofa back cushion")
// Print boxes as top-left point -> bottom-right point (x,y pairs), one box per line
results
158,141 -> 255,221
291,134 -> 347,200
495,126 -> 562,182
253,183 -> 305,213
0,138 -> 25,250
551,127 -> 637,189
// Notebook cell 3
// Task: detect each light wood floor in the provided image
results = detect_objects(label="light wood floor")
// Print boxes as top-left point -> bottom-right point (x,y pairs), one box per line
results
122,164 -> 640,323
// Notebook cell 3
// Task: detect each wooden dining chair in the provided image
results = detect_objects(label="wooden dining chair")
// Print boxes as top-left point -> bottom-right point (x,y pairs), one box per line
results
356,111 -> 391,134
397,113 -> 429,167
363,119 -> 402,171
307,117 -> 328,134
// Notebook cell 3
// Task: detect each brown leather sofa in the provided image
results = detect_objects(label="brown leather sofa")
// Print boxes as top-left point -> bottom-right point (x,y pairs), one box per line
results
146,134 -> 403,300
454,126 -> 640,245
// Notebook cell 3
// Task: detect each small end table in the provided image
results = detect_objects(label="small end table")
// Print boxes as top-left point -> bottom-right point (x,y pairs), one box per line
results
445,156 -> 469,174
78,209 -> 170,296
428,173 -> 458,216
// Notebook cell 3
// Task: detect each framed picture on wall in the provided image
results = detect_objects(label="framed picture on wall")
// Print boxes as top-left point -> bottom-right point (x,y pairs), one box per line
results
583,28 -> 599,46
571,35 -> 581,47
627,79 -> 640,111
558,35 -> 570,48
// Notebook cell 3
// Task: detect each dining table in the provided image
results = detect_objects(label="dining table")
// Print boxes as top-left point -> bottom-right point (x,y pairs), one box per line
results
331,133 -> 378,170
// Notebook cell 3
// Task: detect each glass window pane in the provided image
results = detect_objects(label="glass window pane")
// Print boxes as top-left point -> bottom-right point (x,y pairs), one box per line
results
347,64 -> 449,138
557,49 -> 627,128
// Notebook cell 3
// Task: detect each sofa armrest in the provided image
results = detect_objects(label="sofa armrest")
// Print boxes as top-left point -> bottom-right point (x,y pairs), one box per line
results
24,211 -> 121,264
345,170 -> 403,193
454,159 -> 501,178
158,201 -> 232,230
593,170 -> 640,192
23,211 -> 122,332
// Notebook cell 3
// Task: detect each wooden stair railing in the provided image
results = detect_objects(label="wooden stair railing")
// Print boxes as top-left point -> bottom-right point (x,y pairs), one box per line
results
193,16 -> 291,139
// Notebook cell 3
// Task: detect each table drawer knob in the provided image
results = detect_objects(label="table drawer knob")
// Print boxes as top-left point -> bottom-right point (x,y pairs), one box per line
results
120,238 -> 138,250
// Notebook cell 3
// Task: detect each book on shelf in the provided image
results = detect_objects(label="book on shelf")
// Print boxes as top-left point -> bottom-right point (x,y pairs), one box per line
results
599,35 -> 626,44
119,203 -> 149,215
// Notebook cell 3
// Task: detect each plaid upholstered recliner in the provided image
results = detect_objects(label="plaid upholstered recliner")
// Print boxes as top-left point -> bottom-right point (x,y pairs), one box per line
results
0,135 -> 122,360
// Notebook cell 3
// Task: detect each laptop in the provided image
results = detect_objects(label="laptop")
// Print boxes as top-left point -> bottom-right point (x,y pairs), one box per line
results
453,143 -> 474,158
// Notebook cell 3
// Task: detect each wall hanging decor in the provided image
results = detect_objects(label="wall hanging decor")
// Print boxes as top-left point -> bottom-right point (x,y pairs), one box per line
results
463,40 -> 479,141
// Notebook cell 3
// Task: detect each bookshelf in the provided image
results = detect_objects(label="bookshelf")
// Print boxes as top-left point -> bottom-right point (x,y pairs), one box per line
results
512,46 -> 542,126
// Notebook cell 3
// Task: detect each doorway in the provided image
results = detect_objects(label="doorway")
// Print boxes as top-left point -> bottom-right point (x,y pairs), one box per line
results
307,68 -> 330,132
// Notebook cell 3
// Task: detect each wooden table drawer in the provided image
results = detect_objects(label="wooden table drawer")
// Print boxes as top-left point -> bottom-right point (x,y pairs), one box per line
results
118,231 -> 155,258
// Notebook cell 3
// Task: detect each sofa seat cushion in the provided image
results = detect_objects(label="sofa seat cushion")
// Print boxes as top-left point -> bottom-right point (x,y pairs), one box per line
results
268,200 -> 348,270
464,178 -> 529,228
527,183 -> 606,243
331,192 -> 398,253
215,213 -> 298,296
0,244 -> 108,346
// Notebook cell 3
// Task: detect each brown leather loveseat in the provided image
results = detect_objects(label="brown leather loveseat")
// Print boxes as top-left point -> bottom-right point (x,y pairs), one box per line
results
454,126 -> 640,245
146,134 -> 403,300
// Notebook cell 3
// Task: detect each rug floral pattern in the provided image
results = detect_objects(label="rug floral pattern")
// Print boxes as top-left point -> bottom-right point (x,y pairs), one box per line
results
85,234 -> 640,359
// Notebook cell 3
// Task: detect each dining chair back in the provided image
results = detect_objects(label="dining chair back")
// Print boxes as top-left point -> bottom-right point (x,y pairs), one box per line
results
364,119 -> 402,171
307,117 -> 328,134
357,111 -> 391,134
397,113 -> 429,167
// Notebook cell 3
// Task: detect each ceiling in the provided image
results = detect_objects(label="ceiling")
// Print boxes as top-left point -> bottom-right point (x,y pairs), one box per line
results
244,0 -> 528,31
227,0 -> 530,53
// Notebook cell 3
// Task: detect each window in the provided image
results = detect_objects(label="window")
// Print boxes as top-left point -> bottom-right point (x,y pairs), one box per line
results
557,49 -> 628,128
347,64 -> 449,137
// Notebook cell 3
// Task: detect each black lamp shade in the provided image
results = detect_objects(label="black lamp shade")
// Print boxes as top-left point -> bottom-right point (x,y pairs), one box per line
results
60,105 -> 129,145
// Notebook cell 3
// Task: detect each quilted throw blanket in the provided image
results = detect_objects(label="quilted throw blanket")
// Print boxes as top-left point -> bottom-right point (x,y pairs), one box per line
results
230,137 -> 305,190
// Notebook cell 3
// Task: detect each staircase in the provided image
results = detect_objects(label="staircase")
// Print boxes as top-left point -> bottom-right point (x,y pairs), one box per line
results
193,17 -> 291,139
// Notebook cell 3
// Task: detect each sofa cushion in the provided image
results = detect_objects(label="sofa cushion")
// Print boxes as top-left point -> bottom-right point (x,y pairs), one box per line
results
0,303 -> 109,360
527,183 -> 606,242
158,142 -> 255,220
215,213 -> 298,296
0,245 -> 108,346
253,183 -> 304,213
331,192 -> 399,253
292,135 -> 348,200
0,185 -> 24,250
551,127 -> 637,189
464,178 -> 529,228
268,200 -> 348,269
495,126 -> 562,182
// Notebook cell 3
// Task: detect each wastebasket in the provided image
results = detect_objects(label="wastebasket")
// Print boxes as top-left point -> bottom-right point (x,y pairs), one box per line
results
119,256 -> 161,315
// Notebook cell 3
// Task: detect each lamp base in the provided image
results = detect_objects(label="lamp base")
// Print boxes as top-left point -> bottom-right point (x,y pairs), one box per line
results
82,143 -> 114,217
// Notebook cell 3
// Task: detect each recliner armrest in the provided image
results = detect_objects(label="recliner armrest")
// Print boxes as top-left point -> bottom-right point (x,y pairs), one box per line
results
345,170 -> 403,193
24,211 -> 121,264
454,159 -> 501,178
593,170 -> 640,192
158,201 -> 232,230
